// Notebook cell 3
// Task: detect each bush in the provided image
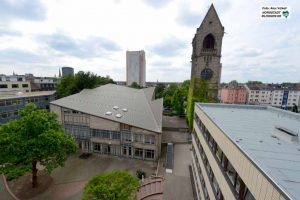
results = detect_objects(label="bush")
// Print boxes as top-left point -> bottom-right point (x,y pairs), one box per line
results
83,170 -> 139,200
136,169 -> 146,179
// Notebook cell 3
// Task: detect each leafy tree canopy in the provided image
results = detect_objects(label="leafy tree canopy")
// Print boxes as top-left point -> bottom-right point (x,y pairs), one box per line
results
56,71 -> 114,98
0,104 -> 77,187
155,83 -> 165,99
162,83 -> 178,107
172,80 -> 190,116
229,80 -> 238,85
247,80 -> 262,84
83,170 -> 139,200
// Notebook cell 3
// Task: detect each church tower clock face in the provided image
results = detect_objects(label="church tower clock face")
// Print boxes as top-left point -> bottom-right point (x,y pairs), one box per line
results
201,68 -> 213,80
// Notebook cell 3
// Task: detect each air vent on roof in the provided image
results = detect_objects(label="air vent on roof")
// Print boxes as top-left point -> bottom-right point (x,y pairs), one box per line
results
115,114 -> 122,118
122,108 -> 128,112
105,111 -> 112,116
113,106 -> 119,110
272,126 -> 299,143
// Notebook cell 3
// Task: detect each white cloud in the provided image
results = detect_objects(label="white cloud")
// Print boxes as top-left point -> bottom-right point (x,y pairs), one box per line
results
0,0 -> 299,83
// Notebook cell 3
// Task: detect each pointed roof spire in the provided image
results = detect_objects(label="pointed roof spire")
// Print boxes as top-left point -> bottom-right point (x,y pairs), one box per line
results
199,3 -> 223,29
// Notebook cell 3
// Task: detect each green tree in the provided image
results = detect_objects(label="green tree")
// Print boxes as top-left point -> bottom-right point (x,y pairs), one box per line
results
172,80 -> 190,116
172,87 -> 185,115
129,82 -> 143,89
56,71 -> 114,98
70,71 -> 99,94
0,104 -> 77,188
154,83 -> 165,99
181,80 -> 190,93
247,80 -> 262,84
83,170 -> 139,200
229,80 -> 238,85
163,83 -> 178,107
56,75 -> 75,98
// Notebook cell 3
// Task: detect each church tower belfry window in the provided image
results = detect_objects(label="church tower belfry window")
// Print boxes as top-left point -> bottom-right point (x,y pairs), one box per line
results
203,34 -> 215,49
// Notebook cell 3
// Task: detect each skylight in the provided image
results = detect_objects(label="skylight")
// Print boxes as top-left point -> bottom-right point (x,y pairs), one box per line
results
105,111 -> 112,115
115,114 -> 122,118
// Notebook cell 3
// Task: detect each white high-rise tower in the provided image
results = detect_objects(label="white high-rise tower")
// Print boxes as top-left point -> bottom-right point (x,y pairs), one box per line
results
126,50 -> 146,87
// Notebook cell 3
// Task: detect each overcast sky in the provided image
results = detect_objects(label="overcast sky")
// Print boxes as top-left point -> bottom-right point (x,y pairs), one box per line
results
0,0 -> 299,83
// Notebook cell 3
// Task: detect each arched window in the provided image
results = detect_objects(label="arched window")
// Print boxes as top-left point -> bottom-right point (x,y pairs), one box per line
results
202,34 -> 215,49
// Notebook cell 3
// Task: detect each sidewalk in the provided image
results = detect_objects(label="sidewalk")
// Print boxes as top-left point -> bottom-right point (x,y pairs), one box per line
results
163,144 -> 194,200
0,175 -> 14,200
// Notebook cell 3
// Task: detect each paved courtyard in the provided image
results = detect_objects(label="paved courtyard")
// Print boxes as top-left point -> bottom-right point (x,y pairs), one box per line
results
162,116 -> 189,130
163,144 -> 194,200
0,175 -> 14,200
31,153 -> 156,200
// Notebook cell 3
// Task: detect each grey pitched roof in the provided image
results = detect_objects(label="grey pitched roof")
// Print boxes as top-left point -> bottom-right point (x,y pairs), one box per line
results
51,84 -> 163,133
197,103 -> 300,200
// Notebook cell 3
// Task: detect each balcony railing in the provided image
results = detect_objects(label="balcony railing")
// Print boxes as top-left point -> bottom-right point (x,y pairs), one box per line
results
201,48 -> 217,55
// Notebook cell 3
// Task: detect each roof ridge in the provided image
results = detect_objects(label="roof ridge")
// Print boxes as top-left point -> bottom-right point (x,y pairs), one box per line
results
141,89 -> 161,132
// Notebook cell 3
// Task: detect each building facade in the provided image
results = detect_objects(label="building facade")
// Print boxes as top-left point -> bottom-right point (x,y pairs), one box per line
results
191,103 -> 300,200
0,91 -> 56,124
245,84 -> 300,109
126,50 -> 146,87
61,66 -> 74,77
30,77 -> 57,91
0,74 -> 31,94
220,84 -> 247,104
50,84 -> 163,161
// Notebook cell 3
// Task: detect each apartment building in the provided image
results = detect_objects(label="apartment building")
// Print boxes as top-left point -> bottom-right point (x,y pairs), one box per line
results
191,103 -> 300,200
0,91 -> 56,124
219,84 -> 247,104
50,84 -> 163,161
270,89 -> 300,108
245,84 -> 300,109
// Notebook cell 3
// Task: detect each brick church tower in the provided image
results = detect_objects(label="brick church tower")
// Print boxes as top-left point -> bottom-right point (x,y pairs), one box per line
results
187,4 -> 224,126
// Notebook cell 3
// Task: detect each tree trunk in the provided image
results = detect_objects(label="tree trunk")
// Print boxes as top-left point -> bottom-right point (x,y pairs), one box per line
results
32,161 -> 38,188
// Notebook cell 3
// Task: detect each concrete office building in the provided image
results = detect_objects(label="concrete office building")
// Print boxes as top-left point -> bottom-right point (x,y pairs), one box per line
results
191,103 -> 300,200
0,75 -> 31,94
126,50 -> 146,87
27,77 -> 57,91
50,84 -> 163,161
0,91 -> 56,124
61,67 -> 74,77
